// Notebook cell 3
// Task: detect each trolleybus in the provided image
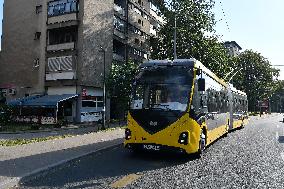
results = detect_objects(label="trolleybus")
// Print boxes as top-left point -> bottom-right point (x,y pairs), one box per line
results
124,59 -> 248,155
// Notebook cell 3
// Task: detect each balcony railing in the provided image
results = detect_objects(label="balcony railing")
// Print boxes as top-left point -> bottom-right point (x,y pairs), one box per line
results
150,9 -> 164,24
114,4 -> 125,17
47,42 -> 75,51
48,13 -> 77,24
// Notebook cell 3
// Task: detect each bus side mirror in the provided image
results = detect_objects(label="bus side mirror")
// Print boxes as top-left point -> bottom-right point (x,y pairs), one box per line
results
198,78 -> 205,91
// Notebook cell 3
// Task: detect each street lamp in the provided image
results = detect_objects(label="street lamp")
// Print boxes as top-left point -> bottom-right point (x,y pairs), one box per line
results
99,46 -> 106,130
226,68 -> 243,130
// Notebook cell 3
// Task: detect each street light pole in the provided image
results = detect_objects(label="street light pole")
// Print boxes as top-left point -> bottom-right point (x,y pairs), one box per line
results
99,46 -> 106,130
227,68 -> 243,130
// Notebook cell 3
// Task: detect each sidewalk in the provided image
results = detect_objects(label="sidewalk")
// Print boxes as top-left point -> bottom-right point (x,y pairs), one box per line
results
0,128 -> 124,189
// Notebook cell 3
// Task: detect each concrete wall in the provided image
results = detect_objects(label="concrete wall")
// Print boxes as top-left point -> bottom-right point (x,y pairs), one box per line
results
77,0 -> 114,88
0,0 -> 46,98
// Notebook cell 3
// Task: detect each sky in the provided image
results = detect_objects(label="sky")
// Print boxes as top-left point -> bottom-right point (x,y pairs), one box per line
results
214,0 -> 284,80
0,0 -> 283,78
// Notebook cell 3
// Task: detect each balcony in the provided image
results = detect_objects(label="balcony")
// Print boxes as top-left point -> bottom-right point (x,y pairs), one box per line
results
46,56 -> 76,81
48,13 -> 78,25
47,42 -> 75,51
150,10 -> 165,24
114,4 -> 125,17
114,29 -> 126,39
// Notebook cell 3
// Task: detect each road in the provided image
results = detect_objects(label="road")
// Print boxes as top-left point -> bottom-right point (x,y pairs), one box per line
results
18,114 -> 284,188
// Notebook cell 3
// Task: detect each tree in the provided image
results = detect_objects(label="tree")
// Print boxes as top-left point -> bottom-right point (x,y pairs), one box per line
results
106,60 -> 139,119
150,0 -> 231,78
230,50 -> 280,111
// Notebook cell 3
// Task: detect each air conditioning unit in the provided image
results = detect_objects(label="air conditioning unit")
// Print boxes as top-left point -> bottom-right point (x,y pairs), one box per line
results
2,89 -> 7,97
9,88 -> 16,95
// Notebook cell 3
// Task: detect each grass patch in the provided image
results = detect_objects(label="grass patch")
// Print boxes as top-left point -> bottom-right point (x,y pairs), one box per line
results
99,125 -> 126,132
0,134 -> 73,147
0,123 -> 58,133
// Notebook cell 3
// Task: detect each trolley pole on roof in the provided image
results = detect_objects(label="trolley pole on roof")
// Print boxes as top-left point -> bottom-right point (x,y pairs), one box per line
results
228,68 -> 243,83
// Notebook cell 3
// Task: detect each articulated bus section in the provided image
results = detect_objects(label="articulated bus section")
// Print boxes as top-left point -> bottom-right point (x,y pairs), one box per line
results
124,59 -> 248,156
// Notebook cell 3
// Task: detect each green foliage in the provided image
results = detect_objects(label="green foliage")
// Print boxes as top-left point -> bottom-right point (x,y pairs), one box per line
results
150,0 -> 231,78
106,60 -> 139,118
0,104 -> 14,125
0,135 -> 73,147
230,50 -> 280,111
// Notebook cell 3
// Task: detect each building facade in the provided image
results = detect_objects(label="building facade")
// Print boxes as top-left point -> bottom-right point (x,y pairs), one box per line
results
0,0 -> 162,122
224,41 -> 242,57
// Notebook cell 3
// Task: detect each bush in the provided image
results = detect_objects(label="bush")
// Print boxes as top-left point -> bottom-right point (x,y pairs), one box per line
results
56,119 -> 67,128
31,124 -> 40,130
0,105 -> 14,125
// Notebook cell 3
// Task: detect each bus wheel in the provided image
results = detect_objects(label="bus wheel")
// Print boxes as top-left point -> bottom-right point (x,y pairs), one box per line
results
198,131 -> 206,155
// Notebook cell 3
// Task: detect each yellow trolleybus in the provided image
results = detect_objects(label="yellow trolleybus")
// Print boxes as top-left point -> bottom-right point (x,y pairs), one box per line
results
124,59 -> 248,155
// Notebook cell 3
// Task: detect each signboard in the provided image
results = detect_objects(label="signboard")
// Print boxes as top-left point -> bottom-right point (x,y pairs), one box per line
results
258,100 -> 269,108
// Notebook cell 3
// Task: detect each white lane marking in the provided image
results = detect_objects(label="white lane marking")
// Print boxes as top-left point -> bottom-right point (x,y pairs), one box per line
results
281,153 -> 284,161
276,131 -> 279,140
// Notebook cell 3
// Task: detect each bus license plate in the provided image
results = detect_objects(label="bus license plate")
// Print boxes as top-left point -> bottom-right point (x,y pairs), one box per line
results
143,144 -> 160,151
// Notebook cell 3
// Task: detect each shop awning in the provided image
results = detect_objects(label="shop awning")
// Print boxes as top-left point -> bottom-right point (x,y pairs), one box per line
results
8,94 -> 79,108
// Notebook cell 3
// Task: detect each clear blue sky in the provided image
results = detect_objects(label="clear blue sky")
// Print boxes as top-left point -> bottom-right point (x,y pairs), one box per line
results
214,0 -> 284,79
0,0 -> 283,78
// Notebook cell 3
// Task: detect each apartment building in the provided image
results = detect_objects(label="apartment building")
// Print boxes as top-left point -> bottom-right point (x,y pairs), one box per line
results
0,0 -> 162,122
224,41 -> 242,57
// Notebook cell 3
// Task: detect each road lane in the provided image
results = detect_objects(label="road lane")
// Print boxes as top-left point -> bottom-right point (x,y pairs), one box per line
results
18,114 -> 284,189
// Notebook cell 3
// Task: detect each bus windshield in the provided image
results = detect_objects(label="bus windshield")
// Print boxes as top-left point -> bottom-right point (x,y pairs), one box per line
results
131,67 -> 193,112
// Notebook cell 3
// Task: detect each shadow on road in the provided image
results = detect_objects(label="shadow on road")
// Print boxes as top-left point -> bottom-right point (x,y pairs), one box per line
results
19,145 -> 198,188
278,136 -> 284,143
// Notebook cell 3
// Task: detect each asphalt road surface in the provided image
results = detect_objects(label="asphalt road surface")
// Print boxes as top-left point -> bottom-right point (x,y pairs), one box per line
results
18,114 -> 284,189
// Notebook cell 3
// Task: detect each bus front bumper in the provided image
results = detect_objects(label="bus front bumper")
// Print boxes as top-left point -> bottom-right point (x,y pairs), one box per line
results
125,143 -> 187,154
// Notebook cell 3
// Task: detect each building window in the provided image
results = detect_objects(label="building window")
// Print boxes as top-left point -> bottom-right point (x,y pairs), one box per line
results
135,38 -> 140,45
36,5 -> 42,14
48,0 -> 78,17
114,16 -> 126,33
82,97 -> 103,109
48,27 -> 77,45
34,32 -> 41,40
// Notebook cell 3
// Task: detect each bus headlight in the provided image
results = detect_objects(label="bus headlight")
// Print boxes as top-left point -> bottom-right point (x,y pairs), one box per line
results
125,128 -> 132,140
178,132 -> 189,145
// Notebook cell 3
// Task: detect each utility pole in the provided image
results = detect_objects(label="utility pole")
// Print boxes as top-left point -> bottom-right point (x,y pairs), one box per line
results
227,68 -> 243,130
99,47 -> 106,130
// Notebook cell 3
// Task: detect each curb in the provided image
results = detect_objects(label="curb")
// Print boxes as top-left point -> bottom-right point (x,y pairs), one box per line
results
0,138 -> 123,189
0,125 -> 99,135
